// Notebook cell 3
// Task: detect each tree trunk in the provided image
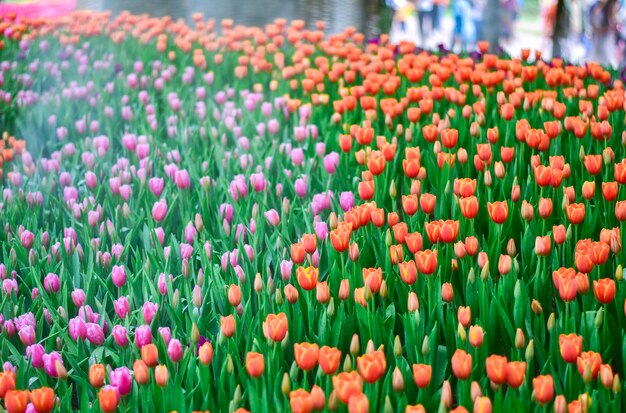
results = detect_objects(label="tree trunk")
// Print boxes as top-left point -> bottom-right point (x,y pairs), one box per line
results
483,0 -> 501,52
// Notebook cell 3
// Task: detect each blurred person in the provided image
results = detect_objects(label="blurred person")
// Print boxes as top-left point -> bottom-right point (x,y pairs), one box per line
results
588,0 -> 619,66
500,0 -> 519,44
416,0 -> 436,46
473,0 -> 487,41
433,0 -> 450,32
451,0 -> 477,51
387,0 -> 416,31
552,0 -> 571,59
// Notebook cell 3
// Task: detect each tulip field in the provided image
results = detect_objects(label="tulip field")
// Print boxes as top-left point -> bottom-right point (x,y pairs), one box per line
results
1,10 -> 626,413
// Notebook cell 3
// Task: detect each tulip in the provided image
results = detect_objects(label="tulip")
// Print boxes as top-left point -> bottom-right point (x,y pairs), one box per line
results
486,355 -> 507,385
532,375 -> 554,404
594,278 -> 616,304
451,349 -> 472,380
559,334 -> 583,363
89,364 -> 106,388
412,364 -> 432,388
4,390 -> 29,413
356,350 -> 386,383
246,352 -> 265,378
29,387 -> 55,413
332,371 -> 362,404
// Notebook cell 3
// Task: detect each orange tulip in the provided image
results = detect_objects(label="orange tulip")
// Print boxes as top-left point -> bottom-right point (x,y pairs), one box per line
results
505,361 -> 526,388
402,194 -> 419,216
302,234 -> 317,254
294,342 -> 319,371
566,203 -> 586,224
469,325 -> 484,348
451,349 -> 472,380
221,315 -> 236,337
616,200 -> 626,221
603,182 -> 618,201
405,232 -> 423,254
264,313 -> 288,342
485,355 -> 507,385
29,387 -> 55,413
403,158 -> 420,178
228,284 -> 242,306
89,364 -> 106,388
393,222 -> 409,244
332,371 -> 363,404
419,193 -> 436,215
406,404 -> 427,413
98,386 -> 119,413
4,390 -> 29,413
296,266 -> 319,291
347,392 -> 369,413
577,351 -> 602,382
398,260 -> 417,285
330,223 -> 351,252
487,201 -> 508,224
367,151 -> 386,175
441,128 -> 458,149
291,242 -> 306,264
473,397 -> 492,413
459,196 -> 479,219
362,268 -> 383,294
141,343 -> 159,367
533,375 -> 554,404
356,350 -> 386,383
415,249 -> 437,275
594,278 -> 616,304
412,364 -> 432,388
319,346 -> 341,375
246,352 -> 265,378
155,365 -> 168,387
133,359 -> 149,385
290,389 -> 314,413
559,334 -> 583,363
457,306 -> 471,327
284,284 -> 299,303
441,282 -> 454,302
440,220 -> 460,243
0,371 -> 16,398
198,342 -> 214,366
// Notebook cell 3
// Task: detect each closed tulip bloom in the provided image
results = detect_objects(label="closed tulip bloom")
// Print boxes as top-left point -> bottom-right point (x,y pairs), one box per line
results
296,266 -> 319,291
246,352 -> 264,378
5,390 -> 29,413
559,334 -> 583,363
486,355 -> 507,385
412,363 -> 432,388
451,349 -> 472,380
29,387 -> 55,413
594,278 -> 616,304
415,249 -> 437,275
505,361 -> 526,388
362,268 -> 382,294
348,393 -> 369,413
469,325 -> 484,348
577,351 -> 602,382
155,365 -> 169,387
459,196 -> 479,219
473,397 -> 492,413
458,306 -> 471,327
89,364 -> 106,388
98,386 -> 120,413
0,371 -> 16,398
319,346 -> 341,375
332,371 -> 363,404
151,199 -> 168,222
356,350 -> 386,383
487,201 -> 508,224
289,389 -> 313,413
584,155 -> 602,175
406,405 -> 427,413
168,339 -> 183,362
603,182 -> 618,201
316,281 -> 330,303
420,193 -> 436,215
535,236 -> 551,256
109,367 -> 132,396
398,260 -> 417,285
402,194 -> 418,216
330,223 -> 351,252
290,243 -> 306,264
141,343 -> 159,367
133,359 -> 149,385
533,375 -> 554,404
441,282 -> 454,302
221,315 -> 236,337
294,343 -> 319,371
566,203 -> 586,224
228,284 -> 242,306
198,342 -> 214,365
263,313 -> 288,342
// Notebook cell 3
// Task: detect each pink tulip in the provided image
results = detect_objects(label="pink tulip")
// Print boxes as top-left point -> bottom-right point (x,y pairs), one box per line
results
18,325 -> 36,346
174,169 -> 191,189
20,230 -> 34,249
26,344 -> 45,368
264,209 -> 280,226
86,323 -> 105,345
43,273 -> 60,293
142,302 -> 158,324
43,352 -> 62,377
114,296 -> 130,319
135,324 -> 152,348
158,327 -> 172,346
112,325 -> 129,347
152,199 -> 168,222
109,367 -> 132,395
69,317 -> 86,341
111,265 -> 126,288
168,339 -> 183,362
184,223 -> 197,243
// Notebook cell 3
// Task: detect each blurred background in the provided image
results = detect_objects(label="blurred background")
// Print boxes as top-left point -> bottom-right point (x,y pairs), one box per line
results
2,0 -> 625,68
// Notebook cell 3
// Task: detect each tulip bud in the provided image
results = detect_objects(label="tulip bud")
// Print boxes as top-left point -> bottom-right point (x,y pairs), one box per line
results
349,243 -> 360,261
458,323 -> 467,341
394,336 -> 402,357
389,179 -> 397,198
441,380 -> 452,409
275,290 -> 283,305
616,265 -> 623,281
56,360 -> 68,380
350,334 -> 360,356
471,381 -> 482,402
484,170 -> 492,187
379,280 -> 388,298
384,396 -> 393,413
547,313 -> 555,331
172,289 -> 180,309
531,299 -> 543,314
613,374 -> 621,394
281,372 -> 291,395
227,355 -> 234,373
267,276 -> 275,295
385,229 -> 392,247
579,145 -> 586,161
507,239 -> 516,256
254,273 -> 263,293
595,307 -> 604,328
408,292 -> 419,312
327,298 -> 335,317
480,261 -> 490,281
343,356 -> 352,372
329,212 -> 338,230
233,384 -> 242,404
468,268 -> 476,284
195,213 -> 204,232
328,391 -> 338,411
392,367 -> 404,392
191,322 -> 199,343
515,328 -> 525,349
422,336 -> 430,356
525,339 -> 534,361
444,181 -> 451,195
